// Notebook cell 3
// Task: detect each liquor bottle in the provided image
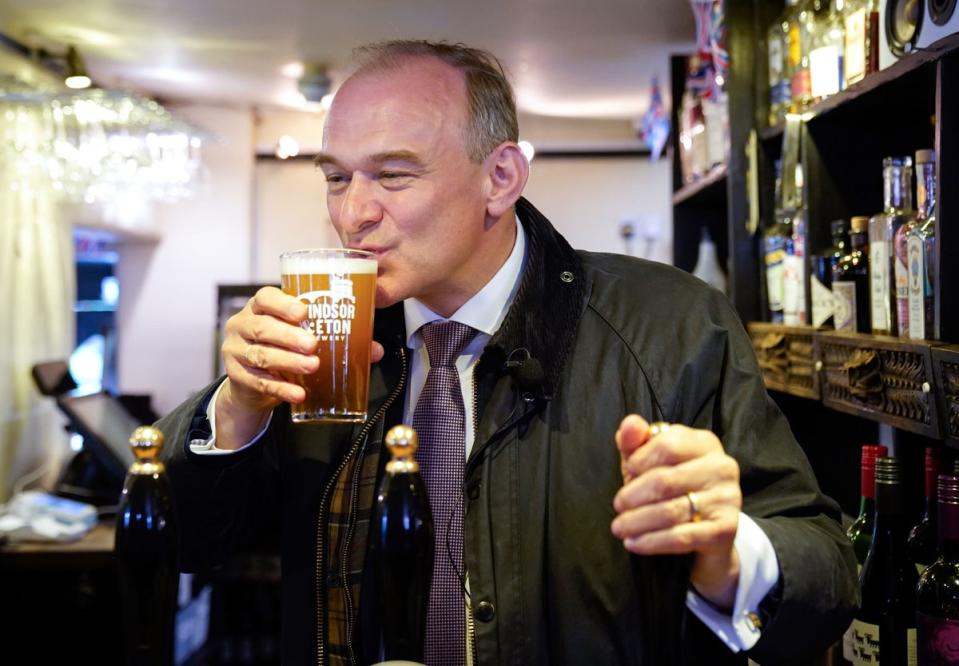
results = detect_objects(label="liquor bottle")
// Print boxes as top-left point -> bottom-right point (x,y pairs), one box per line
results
908,447 -> 943,574
366,425 -> 433,665
907,149 -> 937,340
811,219 -> 849,329
843,0 -> 880,85
843,444 -> 888,662
783,163 -> 808,325
893,157 -> 918,338
692,227 -> 727,294
115,426 -> 179,666
809,0 -> 846,101
868,156 -> 915,336
832,216 -> 870,332
764,160 -> 792,323
767,3 -> 792,126
916,474 -> 959,665
853,456 -> 919,665
788,0 -> 816,111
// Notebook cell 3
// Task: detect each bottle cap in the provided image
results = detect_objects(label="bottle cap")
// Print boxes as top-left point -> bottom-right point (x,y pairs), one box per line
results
850,216 -> 869,233
830,219 -> 848,236
128,425 -> 165,475
385,425 -> 420,474
129,425 -> 164,461
938,474 -> 959,505
875,456 -> 902,484
883,156 -> 912,169
861,445 -> 888,465
915,149 -> 936,164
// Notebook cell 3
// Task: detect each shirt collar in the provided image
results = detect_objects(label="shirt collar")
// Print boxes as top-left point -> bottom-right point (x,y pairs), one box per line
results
404,217 -> 527,347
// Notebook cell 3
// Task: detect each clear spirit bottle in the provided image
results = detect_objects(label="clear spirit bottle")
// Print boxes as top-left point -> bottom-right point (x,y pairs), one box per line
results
869,156 -> 914,336
891,157 -> 917,337
907,149 -> 937,340
809,0 -> 846,101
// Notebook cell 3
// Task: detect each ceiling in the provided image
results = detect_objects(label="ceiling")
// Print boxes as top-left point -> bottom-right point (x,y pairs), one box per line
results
0,0 -> 695,119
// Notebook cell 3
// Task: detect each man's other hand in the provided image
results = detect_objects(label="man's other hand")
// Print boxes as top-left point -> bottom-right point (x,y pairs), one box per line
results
611,414 -> 742,611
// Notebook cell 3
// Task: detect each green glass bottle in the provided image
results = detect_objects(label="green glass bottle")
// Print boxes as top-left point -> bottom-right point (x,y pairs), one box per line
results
842,444 -> 887,663
916,474 -> 959,665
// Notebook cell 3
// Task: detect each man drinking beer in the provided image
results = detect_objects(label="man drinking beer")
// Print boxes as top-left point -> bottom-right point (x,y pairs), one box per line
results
160,40 -> 857,665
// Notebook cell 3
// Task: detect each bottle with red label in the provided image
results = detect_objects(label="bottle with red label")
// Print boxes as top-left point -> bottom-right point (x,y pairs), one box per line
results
916,473 -> 959,665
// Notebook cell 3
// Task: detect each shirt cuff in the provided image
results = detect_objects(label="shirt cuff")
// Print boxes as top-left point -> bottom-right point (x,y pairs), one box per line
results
685,512 -> 780,652
188,381 -> 272,455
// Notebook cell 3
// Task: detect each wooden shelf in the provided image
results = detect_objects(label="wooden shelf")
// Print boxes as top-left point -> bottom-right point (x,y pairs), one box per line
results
671,164 -> 727,207
760,123 -> 784,143
747,323 -> 957,442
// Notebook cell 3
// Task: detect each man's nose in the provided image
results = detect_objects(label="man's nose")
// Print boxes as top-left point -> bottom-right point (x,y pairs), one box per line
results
337,174 -> 382,235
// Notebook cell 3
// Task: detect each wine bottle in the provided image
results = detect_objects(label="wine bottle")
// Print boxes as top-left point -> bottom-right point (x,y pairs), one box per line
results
115,426 -> 179,666
916,474 -> 959,665
366,425 -> 433,665
842,444 -> 887,662
908,447 -> 943,574
847,445 -> 889,565
853,456 -> 919,665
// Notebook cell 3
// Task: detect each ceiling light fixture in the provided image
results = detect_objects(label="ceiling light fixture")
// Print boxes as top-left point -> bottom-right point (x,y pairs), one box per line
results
281,61 -> 305,78
298,64 -> 331,103
518,140 -> 535,162
275,135 -> 300,160
63,45 -> 92,89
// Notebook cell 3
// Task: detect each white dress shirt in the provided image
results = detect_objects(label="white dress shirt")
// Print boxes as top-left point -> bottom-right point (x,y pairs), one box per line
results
194,218 -> 779,652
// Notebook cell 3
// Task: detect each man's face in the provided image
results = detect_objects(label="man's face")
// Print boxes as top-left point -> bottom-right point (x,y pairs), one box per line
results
319,57 -> 489,311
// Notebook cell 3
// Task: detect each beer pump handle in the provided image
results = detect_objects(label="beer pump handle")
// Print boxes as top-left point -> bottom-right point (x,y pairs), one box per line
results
366,425 -> 434,666
115,426 -> 179,666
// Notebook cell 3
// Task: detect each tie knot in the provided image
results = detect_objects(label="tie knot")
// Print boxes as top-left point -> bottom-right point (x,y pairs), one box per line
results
419,320 -> 478,368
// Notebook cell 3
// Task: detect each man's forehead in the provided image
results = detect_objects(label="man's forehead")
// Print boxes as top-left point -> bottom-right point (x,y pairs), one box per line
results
322,58 -> 468,153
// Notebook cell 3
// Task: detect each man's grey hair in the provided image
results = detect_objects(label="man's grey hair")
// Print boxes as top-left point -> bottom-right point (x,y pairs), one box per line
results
351,40 -> 519,163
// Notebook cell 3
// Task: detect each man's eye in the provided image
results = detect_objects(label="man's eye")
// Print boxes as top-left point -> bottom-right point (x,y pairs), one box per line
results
325,174 -> 347,184
379,172 -> 410,180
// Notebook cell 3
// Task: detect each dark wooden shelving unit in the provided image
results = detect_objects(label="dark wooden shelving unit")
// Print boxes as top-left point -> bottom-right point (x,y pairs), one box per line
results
747,324 -> 955,440
671,164 -> 727,207
673,2 -> 959,527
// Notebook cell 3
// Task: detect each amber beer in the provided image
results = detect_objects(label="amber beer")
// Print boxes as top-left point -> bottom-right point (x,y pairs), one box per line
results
280,249 -> 377,423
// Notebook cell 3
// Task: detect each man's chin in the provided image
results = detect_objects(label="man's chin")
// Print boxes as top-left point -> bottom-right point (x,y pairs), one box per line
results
374,283 -> 403,309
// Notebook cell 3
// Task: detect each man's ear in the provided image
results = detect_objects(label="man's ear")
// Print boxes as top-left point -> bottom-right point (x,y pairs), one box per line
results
483,142 -> 530,220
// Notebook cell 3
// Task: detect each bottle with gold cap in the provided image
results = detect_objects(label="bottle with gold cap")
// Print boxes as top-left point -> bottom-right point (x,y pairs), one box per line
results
832,215 -> 871,332
115,425 -> 178,666
365,425 -> 434,665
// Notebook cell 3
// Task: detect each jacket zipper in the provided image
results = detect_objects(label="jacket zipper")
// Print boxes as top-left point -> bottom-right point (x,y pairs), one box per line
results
316,346 -> 409,666
468,371 -> 479,666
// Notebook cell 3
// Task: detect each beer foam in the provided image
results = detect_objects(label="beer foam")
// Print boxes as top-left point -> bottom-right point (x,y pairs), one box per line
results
280,251 -> 377,275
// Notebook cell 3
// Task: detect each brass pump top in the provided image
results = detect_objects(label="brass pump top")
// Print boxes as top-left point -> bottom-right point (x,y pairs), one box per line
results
384,425 -> 420,474
128,425 -> 165,475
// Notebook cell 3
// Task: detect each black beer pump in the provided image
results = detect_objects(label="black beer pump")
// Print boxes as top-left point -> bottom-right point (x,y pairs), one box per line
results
115,426 -> 179,666
367,425 -> 435,665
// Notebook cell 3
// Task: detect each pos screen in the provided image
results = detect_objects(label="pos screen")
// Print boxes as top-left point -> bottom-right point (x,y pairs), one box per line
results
57,392 -> 140,480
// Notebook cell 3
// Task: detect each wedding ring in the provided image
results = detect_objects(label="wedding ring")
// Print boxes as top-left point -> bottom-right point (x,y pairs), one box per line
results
686,491 -> 703,523
649,421 -> 671,437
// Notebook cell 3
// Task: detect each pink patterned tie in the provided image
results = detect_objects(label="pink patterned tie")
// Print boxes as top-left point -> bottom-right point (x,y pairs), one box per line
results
412,320 -> 478,666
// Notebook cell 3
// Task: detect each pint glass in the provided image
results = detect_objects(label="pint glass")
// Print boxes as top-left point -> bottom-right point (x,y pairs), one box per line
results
280,249 -> 377,423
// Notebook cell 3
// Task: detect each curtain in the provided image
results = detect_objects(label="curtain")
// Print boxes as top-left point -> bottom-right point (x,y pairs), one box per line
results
0,102 -> 75,501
